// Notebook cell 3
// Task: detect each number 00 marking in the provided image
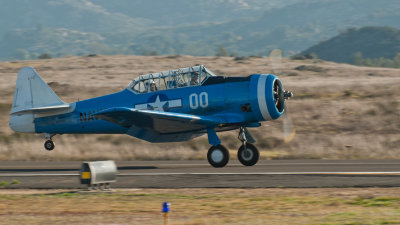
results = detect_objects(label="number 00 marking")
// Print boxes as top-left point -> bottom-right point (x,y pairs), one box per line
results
199,92 -> 208,108
189,93 -> 198,109
189,92 -> 208,109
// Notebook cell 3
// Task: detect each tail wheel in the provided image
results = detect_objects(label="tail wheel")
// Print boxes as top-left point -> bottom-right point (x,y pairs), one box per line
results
207,145 -> 229,168
44,140 -> 55,151
238,143 -> 259,166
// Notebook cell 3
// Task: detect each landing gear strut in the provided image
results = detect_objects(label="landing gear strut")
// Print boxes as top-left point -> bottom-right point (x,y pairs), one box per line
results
237,127 -> 259,166
44,133 -> 55,151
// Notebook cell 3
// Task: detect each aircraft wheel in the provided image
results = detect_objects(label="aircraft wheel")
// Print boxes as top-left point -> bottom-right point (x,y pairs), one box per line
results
44,140 -> 55,151
238,143 -> 259,166
207,145 -> 229,168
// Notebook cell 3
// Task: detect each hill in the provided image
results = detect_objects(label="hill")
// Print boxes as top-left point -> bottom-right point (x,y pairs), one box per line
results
0,0 -> 150,38
0,26 -> 110,59
0,0 -> 297,37
0,0 -> 400,60
90,0 -> 302,27
172,0 -> 400,56
301,26 -> 400,64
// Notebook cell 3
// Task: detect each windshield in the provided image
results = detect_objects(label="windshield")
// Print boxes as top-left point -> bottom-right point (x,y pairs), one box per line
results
128,65 -> 216,94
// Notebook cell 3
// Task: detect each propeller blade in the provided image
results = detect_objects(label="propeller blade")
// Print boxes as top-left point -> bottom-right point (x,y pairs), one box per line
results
283,105 -> 296,143
269,49 -> 283,75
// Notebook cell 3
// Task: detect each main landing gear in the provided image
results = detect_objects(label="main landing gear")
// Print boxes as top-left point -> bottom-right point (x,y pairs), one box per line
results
237,127 -> 259,166
44,133 -> 56,151
207,145 -> 230,168
206,127 -> 260,168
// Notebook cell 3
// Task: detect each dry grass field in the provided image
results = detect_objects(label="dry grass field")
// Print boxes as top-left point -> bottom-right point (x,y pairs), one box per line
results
0,55 -> 399,161
0,188 -> 400,224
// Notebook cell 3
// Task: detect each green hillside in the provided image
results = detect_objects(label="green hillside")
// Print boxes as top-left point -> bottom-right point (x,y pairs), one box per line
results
1,0 -> 400,60
90,0 -> 302,26
301,26 -> 400,65
0,26 -> 113,59
0,0 -> 149,37
115,0 -> 400,57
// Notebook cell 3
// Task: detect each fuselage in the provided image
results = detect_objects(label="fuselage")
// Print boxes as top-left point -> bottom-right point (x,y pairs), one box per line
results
33,74 -> 284,142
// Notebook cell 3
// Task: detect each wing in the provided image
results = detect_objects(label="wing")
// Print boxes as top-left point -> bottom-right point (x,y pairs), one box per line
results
95,107 -> 224,134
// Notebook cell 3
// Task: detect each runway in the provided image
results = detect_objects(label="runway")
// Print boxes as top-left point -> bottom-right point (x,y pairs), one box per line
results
0,160 -> 399,188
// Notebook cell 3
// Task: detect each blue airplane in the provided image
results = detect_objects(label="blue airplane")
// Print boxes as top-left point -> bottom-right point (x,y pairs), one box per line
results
9,65 -> 292,167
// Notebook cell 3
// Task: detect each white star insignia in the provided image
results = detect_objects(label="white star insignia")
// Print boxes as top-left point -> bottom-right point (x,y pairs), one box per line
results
148,95 -> 167,111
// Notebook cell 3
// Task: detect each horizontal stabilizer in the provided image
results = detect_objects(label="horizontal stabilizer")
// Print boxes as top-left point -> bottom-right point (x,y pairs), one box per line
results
11,104 -> 71,116
95,107 -> 223,134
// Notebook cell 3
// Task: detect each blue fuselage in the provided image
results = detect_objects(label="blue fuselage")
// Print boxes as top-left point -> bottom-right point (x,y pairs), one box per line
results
34,74 -> 283,142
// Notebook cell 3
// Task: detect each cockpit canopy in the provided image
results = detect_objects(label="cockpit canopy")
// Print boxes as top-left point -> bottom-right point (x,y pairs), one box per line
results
128,65 -> 216,94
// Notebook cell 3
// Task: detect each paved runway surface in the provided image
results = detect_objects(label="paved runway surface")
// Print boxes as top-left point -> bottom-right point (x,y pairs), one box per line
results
0,160 -> 399,188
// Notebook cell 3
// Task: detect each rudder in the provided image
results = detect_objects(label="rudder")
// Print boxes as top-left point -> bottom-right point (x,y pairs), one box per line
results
11,67 -> 64,114
10,67 -> 65,133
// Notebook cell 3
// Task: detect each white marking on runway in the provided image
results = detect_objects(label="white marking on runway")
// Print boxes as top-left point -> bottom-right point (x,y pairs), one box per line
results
118,172 -> 400,176
157,162 -> 400,166
1,172 -> 400,176
0,174 -> 78,176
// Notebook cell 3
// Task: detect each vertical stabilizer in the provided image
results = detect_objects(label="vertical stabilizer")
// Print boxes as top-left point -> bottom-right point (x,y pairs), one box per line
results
11,67 -> 64,114
10,67 -> 65,133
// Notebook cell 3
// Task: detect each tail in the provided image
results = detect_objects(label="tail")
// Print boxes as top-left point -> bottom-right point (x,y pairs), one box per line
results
9,67 -> 70,133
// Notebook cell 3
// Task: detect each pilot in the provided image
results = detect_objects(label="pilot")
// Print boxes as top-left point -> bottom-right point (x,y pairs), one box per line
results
144,80 -> 157,92
149,80 -> 158,92
190,73 -> 199,86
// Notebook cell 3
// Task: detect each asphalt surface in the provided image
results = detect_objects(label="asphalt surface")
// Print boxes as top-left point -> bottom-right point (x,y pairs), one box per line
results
0,160 -> 399,188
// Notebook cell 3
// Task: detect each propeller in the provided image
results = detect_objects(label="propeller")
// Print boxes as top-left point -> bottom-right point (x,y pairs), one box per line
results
282,104 -> 296,143
269,49 -> 283,76
273,79 -> 284,112
282,86 -> 295,143
269,49 -> 296,143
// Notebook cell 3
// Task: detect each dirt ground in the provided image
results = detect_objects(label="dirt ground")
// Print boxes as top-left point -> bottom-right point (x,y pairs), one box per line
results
0,188 -> 399,224
0,55 -> 399,161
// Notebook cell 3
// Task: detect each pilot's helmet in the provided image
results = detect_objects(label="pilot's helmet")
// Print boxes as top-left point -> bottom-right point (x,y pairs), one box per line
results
145,80 -> 156,86
191,73 -> 199,84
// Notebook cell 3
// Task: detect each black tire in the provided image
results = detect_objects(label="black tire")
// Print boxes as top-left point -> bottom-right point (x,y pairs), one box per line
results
44,140 -> 55,151
207,145 -> 229,168
237,143 -> 259,166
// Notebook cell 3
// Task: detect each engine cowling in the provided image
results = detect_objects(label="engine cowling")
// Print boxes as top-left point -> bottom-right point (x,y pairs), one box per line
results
249,74 -> 286,121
